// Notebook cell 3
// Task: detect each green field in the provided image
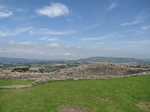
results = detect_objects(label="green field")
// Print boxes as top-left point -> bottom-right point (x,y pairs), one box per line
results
0,79 -> 34,86
0,75 -> 150,112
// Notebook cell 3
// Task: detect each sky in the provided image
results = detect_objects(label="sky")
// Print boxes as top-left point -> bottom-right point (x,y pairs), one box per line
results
0,0 -> 150,60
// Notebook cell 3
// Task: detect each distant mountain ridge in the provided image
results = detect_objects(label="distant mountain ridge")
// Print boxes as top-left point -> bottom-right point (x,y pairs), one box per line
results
0,57 -> 46,63
78,57 -> 150,63
0,56 -> 150,63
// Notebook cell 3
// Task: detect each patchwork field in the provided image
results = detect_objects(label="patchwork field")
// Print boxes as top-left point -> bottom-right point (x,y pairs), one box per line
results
0,75 -> 150,112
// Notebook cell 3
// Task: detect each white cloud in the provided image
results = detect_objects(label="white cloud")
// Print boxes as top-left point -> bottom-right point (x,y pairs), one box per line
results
35,2 -> 70,18
142,25 -> 150,30
41,29 -> 74,35
9,40 -> 37,46
31,28 -> 74,35
40,36 -> 58,41
46,43 -> 59,47
107,2 -> 118,11
0,5 -> 6,9
62,52 -> 71,56
120,9 -> 149,26
120,19 -> 141,26
80,37 -> 102,41
28,15 -> 36,18
40,36 -> 48,40
31,24 -> 99,36
0,39 -> 149,59
8,40 -> 16,44
19,41 -> 37,45
0,31 -> 15,37
14,8 -> 23,12
0,48 -> 45,57
47,37 -> 58,41
16,26 -> 33,33
0,26 -> 32,37
0,11 -> 13,18
128,40 -> 150,44
0,5 -> 13,18
80,34 -> 119,41
79,24 -> 99,31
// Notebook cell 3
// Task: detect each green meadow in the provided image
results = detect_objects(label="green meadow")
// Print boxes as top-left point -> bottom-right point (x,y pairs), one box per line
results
0,79 -> 34,86
0,75 -> 150,112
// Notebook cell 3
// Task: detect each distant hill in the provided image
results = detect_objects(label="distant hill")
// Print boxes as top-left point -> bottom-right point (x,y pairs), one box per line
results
0,57 -> 46,63
0,56 -> 150,63
78,57 -> 150,63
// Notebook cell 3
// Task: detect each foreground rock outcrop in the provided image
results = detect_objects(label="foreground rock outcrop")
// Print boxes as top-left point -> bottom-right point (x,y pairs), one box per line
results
0,62 -> 150,88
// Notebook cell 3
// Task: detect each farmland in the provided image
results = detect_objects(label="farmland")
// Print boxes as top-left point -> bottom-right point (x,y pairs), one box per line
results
1,56 -> 150,73
0,60 -> 93,73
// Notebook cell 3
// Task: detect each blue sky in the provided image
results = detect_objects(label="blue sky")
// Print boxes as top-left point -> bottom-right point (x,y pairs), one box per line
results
0,0 -> 150,59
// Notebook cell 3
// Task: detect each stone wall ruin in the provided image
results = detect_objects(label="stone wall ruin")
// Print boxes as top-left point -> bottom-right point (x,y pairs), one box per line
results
0,62 -> 150,88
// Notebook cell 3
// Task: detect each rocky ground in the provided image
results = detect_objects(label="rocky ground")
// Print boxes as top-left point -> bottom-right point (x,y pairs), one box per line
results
0,62 -> 150,88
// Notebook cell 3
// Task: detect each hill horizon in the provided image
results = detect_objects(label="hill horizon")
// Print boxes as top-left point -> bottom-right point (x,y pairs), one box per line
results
0,56 -> 150,63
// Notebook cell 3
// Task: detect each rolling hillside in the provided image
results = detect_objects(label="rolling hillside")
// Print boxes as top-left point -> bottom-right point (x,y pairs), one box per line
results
79,57 -> 150,63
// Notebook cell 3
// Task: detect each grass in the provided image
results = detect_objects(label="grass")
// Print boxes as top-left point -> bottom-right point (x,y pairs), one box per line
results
0,75 -> 150,112
0,79 -> 34,86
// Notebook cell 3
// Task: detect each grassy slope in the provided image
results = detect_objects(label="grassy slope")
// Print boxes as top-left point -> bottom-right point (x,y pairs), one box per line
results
0,75 -> 150,112
0,79 -> 34,86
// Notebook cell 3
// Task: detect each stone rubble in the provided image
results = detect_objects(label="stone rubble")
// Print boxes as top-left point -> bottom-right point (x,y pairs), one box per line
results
0,62 -> 150,88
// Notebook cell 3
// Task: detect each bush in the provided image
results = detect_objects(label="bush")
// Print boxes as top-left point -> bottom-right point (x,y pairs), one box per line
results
11,67 -> 29,72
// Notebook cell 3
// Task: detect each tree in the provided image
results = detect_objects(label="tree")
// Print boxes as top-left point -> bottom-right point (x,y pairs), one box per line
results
11,67 -> 29,72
